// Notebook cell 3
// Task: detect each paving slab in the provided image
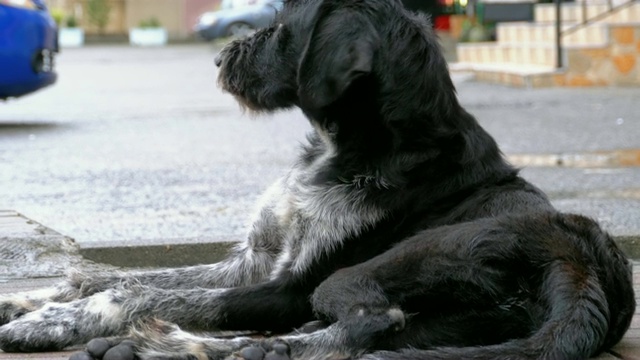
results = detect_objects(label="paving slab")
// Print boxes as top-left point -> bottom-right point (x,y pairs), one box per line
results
0,212 -> 110,279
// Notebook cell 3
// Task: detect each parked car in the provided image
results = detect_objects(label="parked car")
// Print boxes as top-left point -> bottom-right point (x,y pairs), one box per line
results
194,0 -> 283,41
220,0 -> 260,10
0,0 -> 58,99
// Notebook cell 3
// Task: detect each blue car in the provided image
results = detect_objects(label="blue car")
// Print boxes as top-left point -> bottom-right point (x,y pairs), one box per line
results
0,0 -> 58,99
194,0 -> 283,41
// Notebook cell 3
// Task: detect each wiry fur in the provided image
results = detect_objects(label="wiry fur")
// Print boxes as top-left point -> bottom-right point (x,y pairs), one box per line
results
0,0 -> 635,359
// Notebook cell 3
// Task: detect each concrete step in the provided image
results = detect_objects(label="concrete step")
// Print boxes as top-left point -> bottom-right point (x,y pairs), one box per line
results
451,62 -> 561,86
535,2 -> 640,23
454,22 -> 640,87
496,21 -> 609,46
457,43 -> 557,67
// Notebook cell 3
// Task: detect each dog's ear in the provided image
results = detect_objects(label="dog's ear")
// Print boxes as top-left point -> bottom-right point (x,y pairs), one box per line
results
297,3 -> 379,109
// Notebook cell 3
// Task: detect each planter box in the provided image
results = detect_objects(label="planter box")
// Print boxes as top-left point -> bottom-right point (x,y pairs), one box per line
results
59,28 -> 84,48
129,28 -> 168,46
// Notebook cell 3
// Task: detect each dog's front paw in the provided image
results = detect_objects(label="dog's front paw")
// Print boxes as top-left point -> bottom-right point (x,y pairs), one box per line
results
0,298 -> 34,326
0,317 -> 65,352
0,291 -> 127,352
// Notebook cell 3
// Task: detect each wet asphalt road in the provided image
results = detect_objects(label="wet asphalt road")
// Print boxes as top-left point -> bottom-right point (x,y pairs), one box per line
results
1,44 -> 639,245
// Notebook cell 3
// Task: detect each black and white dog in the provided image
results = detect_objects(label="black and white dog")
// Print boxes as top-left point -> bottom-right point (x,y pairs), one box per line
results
0,0 -> 635,359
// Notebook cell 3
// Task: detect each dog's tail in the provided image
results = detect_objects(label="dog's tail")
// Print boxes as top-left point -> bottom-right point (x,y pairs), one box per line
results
363,258 -> 634,360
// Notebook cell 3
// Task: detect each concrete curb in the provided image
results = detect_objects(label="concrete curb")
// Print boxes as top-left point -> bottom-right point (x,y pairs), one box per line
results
616,236 -> 640,260
79,237 -> 238,268
78,234 -> 640,269
4,211 -> 640,272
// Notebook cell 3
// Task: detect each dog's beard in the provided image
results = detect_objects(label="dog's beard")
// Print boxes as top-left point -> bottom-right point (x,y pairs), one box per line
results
216,28 -> 297,114
216,41 -> 247,98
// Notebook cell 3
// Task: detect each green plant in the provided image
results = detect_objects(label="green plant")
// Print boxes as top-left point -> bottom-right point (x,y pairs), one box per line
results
66,15 -> 78,28
50,8 -> 64,27
87,0 -> 111,34
458,19 -> 492,43
138,17 -> 162,29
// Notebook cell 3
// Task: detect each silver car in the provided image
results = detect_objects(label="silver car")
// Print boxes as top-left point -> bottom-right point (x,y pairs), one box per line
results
194,0 -> 283,41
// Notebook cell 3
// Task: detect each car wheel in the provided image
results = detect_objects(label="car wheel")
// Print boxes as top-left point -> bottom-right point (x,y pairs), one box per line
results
225,22 -> 256,38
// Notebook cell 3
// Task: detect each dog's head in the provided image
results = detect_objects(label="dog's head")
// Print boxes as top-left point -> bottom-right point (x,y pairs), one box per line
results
215,0 -> 457,119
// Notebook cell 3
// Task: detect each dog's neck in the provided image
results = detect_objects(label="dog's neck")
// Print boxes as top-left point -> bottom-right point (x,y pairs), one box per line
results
304,96 -> 515,196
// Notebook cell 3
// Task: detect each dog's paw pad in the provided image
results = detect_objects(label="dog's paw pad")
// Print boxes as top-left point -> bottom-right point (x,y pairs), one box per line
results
103,342 -> 136,360
80,338 -> 136,360
264,343 -> 290,360
237,342 -> 290,360
240,345 -> 266,360
86,338 -> 111,358
69,352 -> 94,360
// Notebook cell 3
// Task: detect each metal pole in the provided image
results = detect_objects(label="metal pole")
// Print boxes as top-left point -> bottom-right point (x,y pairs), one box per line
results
555,0 -> 562,68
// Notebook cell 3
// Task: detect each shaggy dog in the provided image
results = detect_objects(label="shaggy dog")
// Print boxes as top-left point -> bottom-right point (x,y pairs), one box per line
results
0,0 -> 635,359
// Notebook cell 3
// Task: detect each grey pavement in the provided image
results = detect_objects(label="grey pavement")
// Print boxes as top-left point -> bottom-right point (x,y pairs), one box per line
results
0,44 -> 639,270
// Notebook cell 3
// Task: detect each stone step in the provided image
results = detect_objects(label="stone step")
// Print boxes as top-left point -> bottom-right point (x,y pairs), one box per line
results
496,21 -> 609,46
451,62 -> 561,87
457,43 -> 557,67
535,2 -> 640,23
454,23 -> 640,87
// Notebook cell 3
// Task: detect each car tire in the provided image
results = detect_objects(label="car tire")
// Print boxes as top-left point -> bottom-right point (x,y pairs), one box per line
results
225,22 -> 256,38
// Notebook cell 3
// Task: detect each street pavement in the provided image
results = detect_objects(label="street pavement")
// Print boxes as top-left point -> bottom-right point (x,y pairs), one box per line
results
0,43 -> 639,264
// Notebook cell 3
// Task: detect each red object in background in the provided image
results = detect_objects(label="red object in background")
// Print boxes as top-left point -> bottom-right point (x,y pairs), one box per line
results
434,15 -> 450,30
185,0 -> 216,32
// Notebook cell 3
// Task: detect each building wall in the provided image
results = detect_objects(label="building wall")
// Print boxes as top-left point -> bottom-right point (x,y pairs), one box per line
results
49,0 -> 125,34
49,0 -> 221,39
184,0 -> 219,35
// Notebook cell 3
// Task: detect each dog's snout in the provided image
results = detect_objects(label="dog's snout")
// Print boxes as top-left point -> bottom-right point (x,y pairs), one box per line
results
214,54 -> 222,67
